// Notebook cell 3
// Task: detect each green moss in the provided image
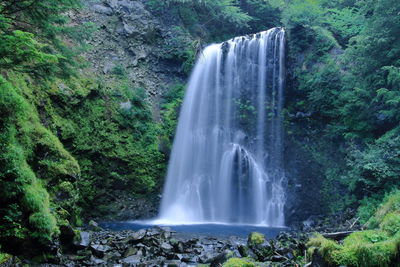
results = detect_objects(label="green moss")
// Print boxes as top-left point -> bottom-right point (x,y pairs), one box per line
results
380,212 -> 400,236
335,231 -> 400,267
248,232 -> 265,247
222,257 -> 256,267
367,191 -> 400,229
308,192 -> 400,267
0,74 -> 78,250
307,233 -> 341,265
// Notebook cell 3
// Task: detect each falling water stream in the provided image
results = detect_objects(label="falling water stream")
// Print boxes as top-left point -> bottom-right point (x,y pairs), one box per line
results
157,28 -> 286,226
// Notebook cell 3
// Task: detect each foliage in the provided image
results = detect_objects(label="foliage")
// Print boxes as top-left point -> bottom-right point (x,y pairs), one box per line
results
284,0 -> 400,211
0,75 -> 77,251
308,191 -> 400,267
160,83 -> 185,152
0,0 -> 91,77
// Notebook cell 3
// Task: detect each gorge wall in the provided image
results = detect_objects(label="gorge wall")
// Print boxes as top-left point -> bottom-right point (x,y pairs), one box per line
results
72,0 -> 332,226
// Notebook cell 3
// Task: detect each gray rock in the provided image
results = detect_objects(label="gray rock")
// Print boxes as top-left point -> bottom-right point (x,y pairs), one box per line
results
90,244 -> 112,258
163,260 -> 181,267
103,62 -> 115,74
121,255 -> 142,264
90,256 -> 106,265
128,229 -> 147,244
123,23 -> 140,36
92,4 -> 113,15
120,100 -> 132,110
161,242 -> 174,252
124,247 -> 138,257
78,231 -> 91,248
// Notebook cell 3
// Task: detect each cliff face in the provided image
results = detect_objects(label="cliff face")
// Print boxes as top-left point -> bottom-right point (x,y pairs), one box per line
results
76,0 -> 187,116
69,1 -> 339,224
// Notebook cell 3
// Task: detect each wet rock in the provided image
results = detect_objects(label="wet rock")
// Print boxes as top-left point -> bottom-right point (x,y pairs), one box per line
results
128,229 -> 146,244
90,244 -> 112,258
161,242 -> 174,253
121,254 -> 142,264
90,255 -> 106,265
59,225 -> 76,247
123,247 -> 138,257
209,250 -> 235,267
75,231 -> 91,249
164,260 -> 181,267
271,255 -> 286,262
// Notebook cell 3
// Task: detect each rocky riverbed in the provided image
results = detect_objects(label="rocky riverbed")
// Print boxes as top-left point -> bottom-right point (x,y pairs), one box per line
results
2,225 -> 309,266
1,210 -> 362,266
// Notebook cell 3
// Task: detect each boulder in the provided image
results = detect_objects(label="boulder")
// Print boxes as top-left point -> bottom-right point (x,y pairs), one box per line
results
121,255 -> 142,264
75,231 -> 91,249
128,229 -> 146,244
90,244 -> 112,258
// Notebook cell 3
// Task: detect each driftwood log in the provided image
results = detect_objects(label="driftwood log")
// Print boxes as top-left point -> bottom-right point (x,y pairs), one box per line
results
322,231 -> 359,240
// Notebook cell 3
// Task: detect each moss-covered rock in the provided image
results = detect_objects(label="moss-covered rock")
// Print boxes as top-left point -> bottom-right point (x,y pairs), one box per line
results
308,191 -> 400,267
222,257 -> 256,267
247,232 -> 265,247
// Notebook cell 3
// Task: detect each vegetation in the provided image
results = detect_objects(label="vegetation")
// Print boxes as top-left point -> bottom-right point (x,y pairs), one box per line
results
223,257 -> 256,267
248,232 -> 265,247
1,0 -> 400,265
308,191 -> 400,267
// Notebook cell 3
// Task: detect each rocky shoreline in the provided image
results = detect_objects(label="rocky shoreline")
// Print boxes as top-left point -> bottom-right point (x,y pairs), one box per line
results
2,226 -> 309,266
1,210 -> 362,266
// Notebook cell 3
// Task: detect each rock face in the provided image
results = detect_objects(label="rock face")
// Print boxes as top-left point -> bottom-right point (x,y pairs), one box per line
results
75,0 -> 186,103
69,0 -> 190,221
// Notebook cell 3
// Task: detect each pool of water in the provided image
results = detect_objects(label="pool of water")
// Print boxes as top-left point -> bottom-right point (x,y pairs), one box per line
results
99,221 -> 288,238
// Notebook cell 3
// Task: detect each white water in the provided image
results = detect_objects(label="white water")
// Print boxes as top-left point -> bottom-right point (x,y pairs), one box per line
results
157,28 -> 286,226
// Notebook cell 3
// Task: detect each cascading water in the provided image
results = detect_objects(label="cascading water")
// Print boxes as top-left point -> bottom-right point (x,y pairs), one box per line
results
158,28 -> 286,226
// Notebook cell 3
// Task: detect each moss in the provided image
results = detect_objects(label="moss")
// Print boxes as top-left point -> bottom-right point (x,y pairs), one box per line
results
380,212 -> 400,236
308,192 -> 400,267
367,191 -> 400,229
248,232 -> 265,247
0,74 -> 78,250
307,233 -> 341,265
334,231 -> 400,267
222,257 -> 256,267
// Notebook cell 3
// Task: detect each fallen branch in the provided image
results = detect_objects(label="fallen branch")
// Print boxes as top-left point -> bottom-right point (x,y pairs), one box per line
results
349,217 -> 359,229
322,231 -> 359,240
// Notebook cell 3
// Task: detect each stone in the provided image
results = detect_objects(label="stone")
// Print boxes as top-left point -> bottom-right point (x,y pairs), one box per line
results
90,256 -> 106,265
90,244 -> 112,258
271,255 -> 286,262
163,260 -> 181,267
128,229 -> 146,244
77,231 -> 90,249
124,247 -> 138,257
209,250 -> 234,267
121,255 -> 142,264
161,242 -> 174,252
92,4 -> 113,15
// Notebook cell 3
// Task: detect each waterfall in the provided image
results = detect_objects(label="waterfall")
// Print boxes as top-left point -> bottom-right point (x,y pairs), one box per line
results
158,28 -> 286,226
